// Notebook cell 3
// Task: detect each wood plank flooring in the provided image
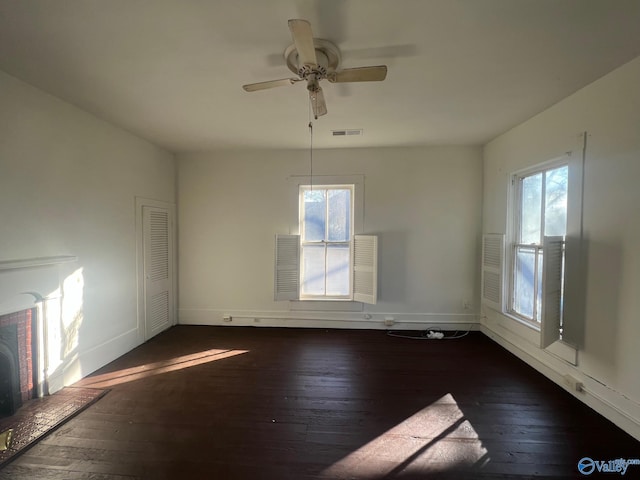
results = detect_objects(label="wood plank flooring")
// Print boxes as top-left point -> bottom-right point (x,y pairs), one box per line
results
1,326 -> 638,479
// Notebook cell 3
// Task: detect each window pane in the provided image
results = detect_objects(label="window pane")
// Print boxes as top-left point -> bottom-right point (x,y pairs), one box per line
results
514,246 -> 535,320
301,245 -> 325,295
326,245 -> 350,296
302,189 -> 326,242
520,173 -> 542,244
327,189 -> 351,242
544,166 -> 568,237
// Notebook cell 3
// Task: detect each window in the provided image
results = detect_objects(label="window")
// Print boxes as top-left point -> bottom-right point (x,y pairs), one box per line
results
510,163 -> 568,324
299,185 -> 353,299
274,176 -> 377,305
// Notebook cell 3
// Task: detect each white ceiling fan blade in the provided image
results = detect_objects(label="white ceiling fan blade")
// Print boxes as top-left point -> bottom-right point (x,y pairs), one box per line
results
242,78 -> 300,92
329,66 -> 388,83
288,19 -> 318,67
309,87 -> 327,118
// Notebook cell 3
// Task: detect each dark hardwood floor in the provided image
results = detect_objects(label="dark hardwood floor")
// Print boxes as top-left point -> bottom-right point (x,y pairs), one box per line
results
1,326 -> 638,479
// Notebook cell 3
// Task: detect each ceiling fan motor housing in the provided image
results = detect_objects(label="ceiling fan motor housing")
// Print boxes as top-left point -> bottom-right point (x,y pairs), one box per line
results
284,39 -> 341,80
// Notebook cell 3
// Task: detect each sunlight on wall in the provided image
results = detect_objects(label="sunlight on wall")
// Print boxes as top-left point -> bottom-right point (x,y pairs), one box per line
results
77,348 -> 249,388
61,267 -> 84,357
42,267 -> 85,384
44,287 -> 63,377
321,393 -> 488,478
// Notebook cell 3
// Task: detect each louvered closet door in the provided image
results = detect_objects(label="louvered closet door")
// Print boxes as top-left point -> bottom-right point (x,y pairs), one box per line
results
143,206 -> 173,340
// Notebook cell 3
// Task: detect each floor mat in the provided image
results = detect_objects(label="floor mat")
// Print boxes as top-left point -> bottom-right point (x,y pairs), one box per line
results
0,386 -> 107,468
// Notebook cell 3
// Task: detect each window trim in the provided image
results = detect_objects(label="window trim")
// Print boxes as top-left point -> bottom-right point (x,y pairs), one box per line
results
507,156 -> 569,327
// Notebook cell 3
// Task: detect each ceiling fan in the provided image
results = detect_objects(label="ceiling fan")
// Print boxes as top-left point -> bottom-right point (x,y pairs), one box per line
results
242,19 -> 387,118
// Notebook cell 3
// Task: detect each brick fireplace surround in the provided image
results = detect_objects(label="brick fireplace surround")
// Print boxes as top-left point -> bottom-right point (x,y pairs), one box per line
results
0,308 -> 35,416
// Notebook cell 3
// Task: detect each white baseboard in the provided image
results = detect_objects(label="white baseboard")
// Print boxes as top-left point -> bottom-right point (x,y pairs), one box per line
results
46,370 -> 65,395
481,323 -> 640,442
178,307 -> 479,331
53,328 -> 141,392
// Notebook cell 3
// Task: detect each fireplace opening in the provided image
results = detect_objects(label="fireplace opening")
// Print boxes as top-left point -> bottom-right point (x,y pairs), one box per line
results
0,308 -> 37,418
0,337 -> 21,416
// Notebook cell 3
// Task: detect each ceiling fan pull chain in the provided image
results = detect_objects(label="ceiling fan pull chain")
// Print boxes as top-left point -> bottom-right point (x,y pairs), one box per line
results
308,120 -> 314,190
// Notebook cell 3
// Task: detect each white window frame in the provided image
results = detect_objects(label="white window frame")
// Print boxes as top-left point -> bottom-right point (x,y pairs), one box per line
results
299,184 -> 355,301
507,157 -> 569,327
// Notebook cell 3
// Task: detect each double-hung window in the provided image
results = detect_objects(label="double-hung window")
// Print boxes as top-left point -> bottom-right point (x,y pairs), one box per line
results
510,163 -> 568,324
299,185 -> 353,299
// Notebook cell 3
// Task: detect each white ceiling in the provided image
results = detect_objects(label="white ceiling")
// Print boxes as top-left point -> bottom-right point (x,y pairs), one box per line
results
1,0 -> 639,153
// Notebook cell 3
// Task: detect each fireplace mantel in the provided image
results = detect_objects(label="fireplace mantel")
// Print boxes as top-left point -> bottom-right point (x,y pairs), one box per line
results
0,255 -> 78,272
0,255 -> 78,315
0,255 -> 79,315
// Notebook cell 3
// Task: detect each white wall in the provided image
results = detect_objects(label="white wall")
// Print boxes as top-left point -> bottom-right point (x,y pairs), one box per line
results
178,146 -> 482,329
0,70 -> 176,389
482,56 -> 640,439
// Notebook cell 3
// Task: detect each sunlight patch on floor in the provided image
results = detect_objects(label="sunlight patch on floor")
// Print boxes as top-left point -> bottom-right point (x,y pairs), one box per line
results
76,348 -> 249,388
320,393 -> 488,478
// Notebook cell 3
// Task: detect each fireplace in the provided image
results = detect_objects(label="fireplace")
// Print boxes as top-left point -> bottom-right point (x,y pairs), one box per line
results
0,308 -> 36,417
0,255 -> 78,411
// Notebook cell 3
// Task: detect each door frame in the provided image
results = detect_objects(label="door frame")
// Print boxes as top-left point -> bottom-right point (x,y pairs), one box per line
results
135,197 -> 177,343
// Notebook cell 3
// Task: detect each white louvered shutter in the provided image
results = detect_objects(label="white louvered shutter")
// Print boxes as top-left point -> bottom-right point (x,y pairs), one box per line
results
481,234 -> 504,311
540,236 -> 564,349
353,235 -> 378,304
274,234 -> 300,301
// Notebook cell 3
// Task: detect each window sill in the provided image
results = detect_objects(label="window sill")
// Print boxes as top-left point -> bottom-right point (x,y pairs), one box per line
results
501,311 -> 577,365
503,311 -> 541,332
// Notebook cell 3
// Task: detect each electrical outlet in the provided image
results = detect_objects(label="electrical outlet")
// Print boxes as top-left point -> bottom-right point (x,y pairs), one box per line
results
384,317 -> 395,327
563,374 -> 584,392
463,300 -> 472,310
222,315 -> 232,322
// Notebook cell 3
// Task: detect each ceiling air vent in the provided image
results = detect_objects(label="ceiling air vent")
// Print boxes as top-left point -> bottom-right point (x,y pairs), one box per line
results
332,129 -> 363,137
